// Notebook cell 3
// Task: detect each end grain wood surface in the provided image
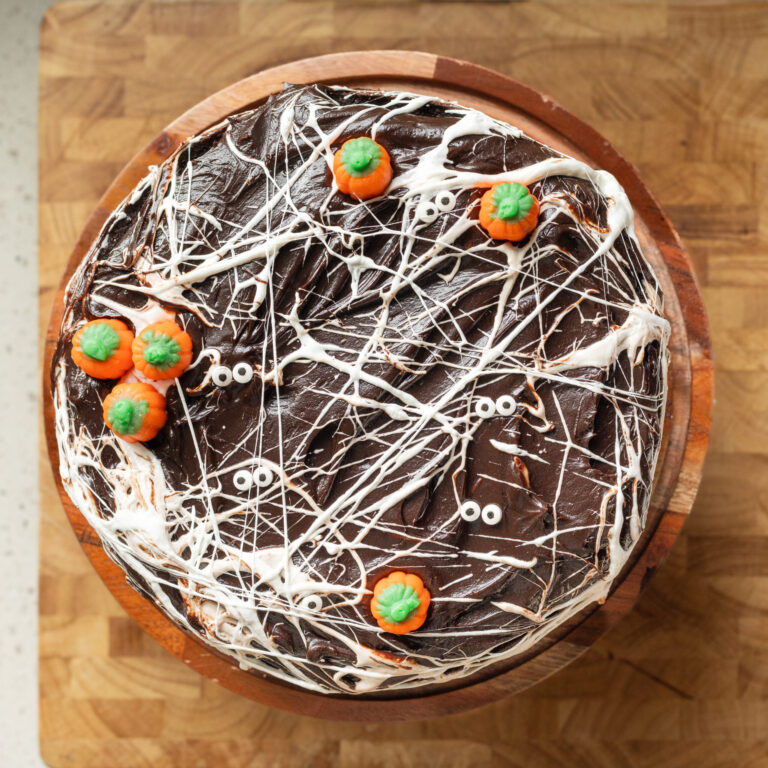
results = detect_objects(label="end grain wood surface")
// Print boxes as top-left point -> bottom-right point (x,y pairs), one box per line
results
38,1 -> 767,766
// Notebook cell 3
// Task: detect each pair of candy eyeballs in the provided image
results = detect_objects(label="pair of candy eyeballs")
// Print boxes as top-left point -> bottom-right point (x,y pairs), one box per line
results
415,191 -> 456,224
212,362 -> 254,387
475,394 -> 516,419
459,500 -> 503,526
233,465 -> 274,491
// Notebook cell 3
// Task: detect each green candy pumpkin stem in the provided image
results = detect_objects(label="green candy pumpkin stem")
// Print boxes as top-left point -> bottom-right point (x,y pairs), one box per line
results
108,397 -> 149,436
79,321 -> 121,361
141,330 -> 181,370
376,583 -> 422,624
491,182 -> 534,222
340,137 -> 381,177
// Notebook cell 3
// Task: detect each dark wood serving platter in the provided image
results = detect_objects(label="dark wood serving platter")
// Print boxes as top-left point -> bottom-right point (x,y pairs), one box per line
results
42,51 -> 713,722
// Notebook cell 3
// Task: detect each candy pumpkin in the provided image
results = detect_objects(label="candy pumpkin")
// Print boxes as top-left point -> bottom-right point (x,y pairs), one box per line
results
371,571 -> 430,635
132,320 -> 193,380
103,382 -> 167,443
71,318 -> 134,379
333,137 -> 392,200
478,181 -> 540,241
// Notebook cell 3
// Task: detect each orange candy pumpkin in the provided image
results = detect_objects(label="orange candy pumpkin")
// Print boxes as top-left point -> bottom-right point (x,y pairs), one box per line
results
102,382 -> 167,443
132,321 -> 193,380
71,318 -> 134,379
371,571 -> 430,635
333,137 -> 392,200
478,181 -> 540,242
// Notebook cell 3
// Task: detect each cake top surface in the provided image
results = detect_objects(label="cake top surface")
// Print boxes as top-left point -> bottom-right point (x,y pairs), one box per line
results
52,83 -> 669,696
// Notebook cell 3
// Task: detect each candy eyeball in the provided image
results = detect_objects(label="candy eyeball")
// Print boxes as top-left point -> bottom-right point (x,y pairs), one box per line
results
475,396 -> 496,418
300,595 -> 323,612
459,500 -> 481,522
253,465 -> 274,488
233,469 -> 253,491
232,361 -> 253,384
481,504 -> 503,526
415,200 -> 439,224
212,365 -> 233,387
435,190 -> 456,212
495,394 -> 516,416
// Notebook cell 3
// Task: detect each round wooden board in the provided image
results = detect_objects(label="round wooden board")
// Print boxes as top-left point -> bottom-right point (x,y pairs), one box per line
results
43,51 -> 713,721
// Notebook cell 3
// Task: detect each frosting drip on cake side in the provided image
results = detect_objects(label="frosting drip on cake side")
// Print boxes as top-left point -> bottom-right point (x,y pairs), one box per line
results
52,84 -> 669,694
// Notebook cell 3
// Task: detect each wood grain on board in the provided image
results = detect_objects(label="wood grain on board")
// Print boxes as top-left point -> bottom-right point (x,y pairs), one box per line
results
38,1 -> 762,766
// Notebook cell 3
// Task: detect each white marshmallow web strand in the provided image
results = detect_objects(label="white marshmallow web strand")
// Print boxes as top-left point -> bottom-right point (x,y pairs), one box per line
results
53,85 -> 669,695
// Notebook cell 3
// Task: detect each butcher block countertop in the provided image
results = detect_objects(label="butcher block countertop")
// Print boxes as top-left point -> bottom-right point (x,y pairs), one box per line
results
39,1 -> 768,766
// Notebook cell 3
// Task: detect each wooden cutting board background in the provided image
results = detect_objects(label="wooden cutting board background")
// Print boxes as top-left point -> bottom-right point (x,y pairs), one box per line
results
38,1 -> 768,766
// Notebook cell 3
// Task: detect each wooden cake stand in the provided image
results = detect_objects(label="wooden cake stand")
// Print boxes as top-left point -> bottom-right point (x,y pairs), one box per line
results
42,51 -> 713,721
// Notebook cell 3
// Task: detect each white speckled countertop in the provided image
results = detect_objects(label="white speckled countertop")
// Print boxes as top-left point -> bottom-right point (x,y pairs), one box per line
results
0,1 -> 54,764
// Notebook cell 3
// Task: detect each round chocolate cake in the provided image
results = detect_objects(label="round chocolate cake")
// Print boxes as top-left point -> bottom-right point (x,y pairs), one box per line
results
52,84 -> 670,695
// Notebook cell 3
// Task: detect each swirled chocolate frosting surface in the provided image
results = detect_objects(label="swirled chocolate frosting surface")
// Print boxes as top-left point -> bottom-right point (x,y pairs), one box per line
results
52,84 -> 669,695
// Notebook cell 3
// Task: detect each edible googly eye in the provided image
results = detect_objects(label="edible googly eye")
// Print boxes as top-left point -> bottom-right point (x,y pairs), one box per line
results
435,191 -> 456,212
495,395 -> 516,416
212,365 -> 233,387
481,504 -> 503,526
233,469 -> 253,491
459,500 -> 481,522
416,201 -> 439,224
253,465 -> 274,488
475,397 -> 496,418
232,361 -> 253,384
300,595 -> 323,612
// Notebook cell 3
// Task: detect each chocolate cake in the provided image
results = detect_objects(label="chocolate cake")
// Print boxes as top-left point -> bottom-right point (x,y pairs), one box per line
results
51,84 -> 670,695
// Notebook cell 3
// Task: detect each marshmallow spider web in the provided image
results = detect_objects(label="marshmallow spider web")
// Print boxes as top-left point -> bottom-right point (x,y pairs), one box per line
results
53,85 -> 669,694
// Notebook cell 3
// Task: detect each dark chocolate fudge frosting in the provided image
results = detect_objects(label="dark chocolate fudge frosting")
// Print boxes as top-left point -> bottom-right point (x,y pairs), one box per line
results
52,84 -> 669,695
